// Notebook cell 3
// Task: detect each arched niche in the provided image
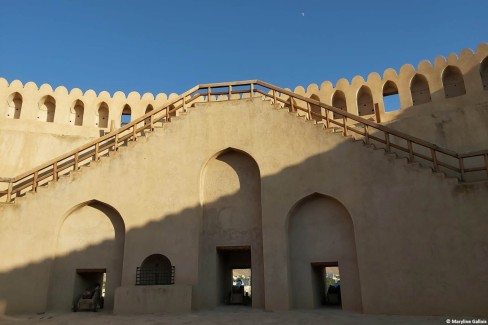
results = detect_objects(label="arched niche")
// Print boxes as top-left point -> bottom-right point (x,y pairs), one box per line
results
70,99 -> 84,126
5,92 -> 22,119
97,102 -> 109,128
442,65 -> 466,98
196,148 -> 264,309
382,81 -> 400,112
48,200 -> 125,311
332,90 -> 347,119
410,74 -> 431,105
309,94 -> 322,122
288,193 -> 362,312
121,104 -> 131,126
144,104 -> 154,125
479,57 -> 488,90
137,254 -> 173,285
38,95 -> 56,122
357,86 -> 374,116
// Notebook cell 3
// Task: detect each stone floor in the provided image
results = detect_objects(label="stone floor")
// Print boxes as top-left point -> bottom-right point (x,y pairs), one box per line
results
1,306 -> 475,325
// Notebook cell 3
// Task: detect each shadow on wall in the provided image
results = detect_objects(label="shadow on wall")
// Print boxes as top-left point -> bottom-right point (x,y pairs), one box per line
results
1,87 -> 488,317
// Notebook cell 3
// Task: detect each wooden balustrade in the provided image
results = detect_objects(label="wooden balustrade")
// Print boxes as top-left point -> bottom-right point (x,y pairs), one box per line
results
1,79 -> 488,203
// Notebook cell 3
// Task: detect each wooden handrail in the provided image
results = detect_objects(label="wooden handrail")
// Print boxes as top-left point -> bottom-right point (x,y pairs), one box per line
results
1,79 -> 488,203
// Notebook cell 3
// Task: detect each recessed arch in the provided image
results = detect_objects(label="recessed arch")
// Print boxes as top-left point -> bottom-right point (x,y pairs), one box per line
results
309,94 -> 322,122
196,147 -> 264,309
410,74 -> 431,105
331,90 -> 347,119
480,57 -> 488,90
442,65 -> 466,98
97,102 -> 109,128
48,200 -> 125,311
5,92 -> 22,119
382,81 -> 400,112
38,95 -> 56,122
287,193 -> 362,312
357,86 -> 374,116
70,99 -> 84,126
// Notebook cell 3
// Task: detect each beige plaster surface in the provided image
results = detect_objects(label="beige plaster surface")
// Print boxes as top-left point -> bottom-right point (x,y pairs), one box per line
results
0,97 -> 486,317
113,285 -> 192,315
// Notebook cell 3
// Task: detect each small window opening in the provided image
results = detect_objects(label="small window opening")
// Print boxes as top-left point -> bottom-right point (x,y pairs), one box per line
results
121,104 -> 131,126
383,81 -> 400,112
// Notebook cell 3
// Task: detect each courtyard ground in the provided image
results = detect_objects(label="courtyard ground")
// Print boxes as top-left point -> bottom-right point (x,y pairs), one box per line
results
1,306 -> 479,325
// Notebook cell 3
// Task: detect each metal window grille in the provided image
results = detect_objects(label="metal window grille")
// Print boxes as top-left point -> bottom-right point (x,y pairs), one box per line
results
136,266 -> 175,285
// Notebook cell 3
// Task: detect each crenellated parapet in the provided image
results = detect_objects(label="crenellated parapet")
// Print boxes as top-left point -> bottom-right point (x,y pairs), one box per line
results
274,43 -> 488,120
0,78 -> 178,130
2,43 -> 488,132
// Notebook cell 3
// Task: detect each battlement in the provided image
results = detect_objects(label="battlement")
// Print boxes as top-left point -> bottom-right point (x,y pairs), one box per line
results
1,44 -> 488,130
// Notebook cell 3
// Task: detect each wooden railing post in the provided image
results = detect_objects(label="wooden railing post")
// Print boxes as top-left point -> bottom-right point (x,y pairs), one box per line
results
485,154 -> 488,176
94,143 -> 99,161
385,133 -> 391,153
228,85 -> 232,100
374,103 -> 382,123
408,140 -> 414,161
32,171 -> 38,192
208,87 -> 211,102
324,109 -> 330,128
364,124 -> 370,145
6,181 -> 12,203
74,152 -> 79,171
132,124 -> 137,141
166,106 -> 169,121
53,162 -> 58,181
459,157 -> 465,181
342,116 -> 348,136
250,83 -> 254,97
307,102 -> 312,121
149,115 -> 154,131
114,133 -> 119,151
290,97 -> 295,112
431,149 -> 439,172
273,90 -> 277,104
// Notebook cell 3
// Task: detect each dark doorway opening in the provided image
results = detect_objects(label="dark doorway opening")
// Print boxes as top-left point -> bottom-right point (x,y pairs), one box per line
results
73,269 -> 106,309
311,262 -> 341,309
217,246 -> 252,307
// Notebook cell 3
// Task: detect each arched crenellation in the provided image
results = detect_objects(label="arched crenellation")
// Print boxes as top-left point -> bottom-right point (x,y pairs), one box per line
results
442,65 -> 466,98
357,86 -> 374,116
480,57 -> 488,90
287,193 -> 362,312
70,99 -> 84,126
410,74 -> 431,105
309,94 -> 322,122
121,104 -> 132,126
48,200 -> 125,312
331,90 -> 347,119
38,95 -> 56,122
382,80 -> 400,112
97,102 -> 109,128
5,92 -> 22,119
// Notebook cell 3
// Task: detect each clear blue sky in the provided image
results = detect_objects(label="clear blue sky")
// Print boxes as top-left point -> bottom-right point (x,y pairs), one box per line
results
0,1 -> 486,96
